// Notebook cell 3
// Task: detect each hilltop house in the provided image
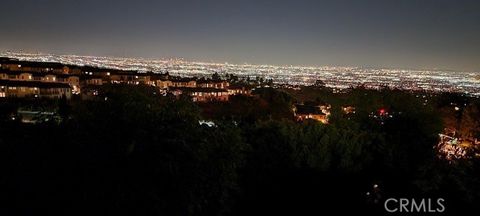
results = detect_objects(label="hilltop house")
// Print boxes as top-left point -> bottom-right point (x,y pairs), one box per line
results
293,104 -> 330,124
170,87 -> 229,102
0,80 -> 72,99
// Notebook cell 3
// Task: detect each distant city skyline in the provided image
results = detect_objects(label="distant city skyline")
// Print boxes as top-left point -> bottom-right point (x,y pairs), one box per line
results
1,0 -> 479,71
1,50 -> 477,73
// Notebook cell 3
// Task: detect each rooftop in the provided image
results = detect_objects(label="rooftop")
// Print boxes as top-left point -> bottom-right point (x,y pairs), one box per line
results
0,80 -> 72,89
0,70 -> 79,78
170,87 -> 228,93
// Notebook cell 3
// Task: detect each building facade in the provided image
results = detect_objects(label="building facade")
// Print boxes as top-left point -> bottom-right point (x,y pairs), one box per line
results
0,80 -> 72,99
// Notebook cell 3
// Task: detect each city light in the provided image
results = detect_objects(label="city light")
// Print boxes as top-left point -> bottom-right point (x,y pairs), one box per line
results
3,51 -> 479,97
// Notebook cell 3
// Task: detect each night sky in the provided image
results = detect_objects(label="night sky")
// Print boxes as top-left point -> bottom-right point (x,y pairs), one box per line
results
1,0 -> 479,71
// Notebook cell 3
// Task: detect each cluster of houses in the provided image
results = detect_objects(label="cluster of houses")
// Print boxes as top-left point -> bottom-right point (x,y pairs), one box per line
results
0,59 -> 80,99
1,57 -> 354,125
0,57 -> 252,101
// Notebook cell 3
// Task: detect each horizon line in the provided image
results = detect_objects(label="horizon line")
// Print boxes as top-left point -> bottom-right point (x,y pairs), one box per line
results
1,49 -> 478,74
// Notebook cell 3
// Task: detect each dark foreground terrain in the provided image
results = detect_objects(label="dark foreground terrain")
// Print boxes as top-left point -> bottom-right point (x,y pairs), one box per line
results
1,85 -> 480,215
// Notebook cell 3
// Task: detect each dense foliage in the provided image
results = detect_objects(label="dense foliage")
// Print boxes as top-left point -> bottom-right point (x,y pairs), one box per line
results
1,85 -> 479,215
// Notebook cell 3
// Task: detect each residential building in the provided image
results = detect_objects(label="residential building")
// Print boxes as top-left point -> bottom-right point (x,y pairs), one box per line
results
197,79 -> 229,89
170,87 -> 229,102
0,80 -> 72,99
293,104 -> 329,124
227,84 -> 253,95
